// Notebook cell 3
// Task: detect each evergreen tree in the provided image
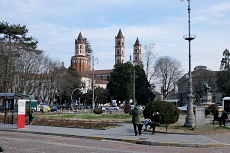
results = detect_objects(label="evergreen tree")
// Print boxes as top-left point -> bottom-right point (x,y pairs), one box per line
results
107,62 -> 134,103
135,65 -> 155,105
217,49 -> 230,96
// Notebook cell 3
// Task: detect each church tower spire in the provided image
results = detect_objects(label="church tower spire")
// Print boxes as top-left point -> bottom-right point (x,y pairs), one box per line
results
133,37 -> 142,66
71,32 -> 90,73
115,29 -> 125,64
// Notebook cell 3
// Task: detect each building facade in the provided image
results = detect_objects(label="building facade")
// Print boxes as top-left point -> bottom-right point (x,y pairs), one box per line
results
177,66 -> 224,106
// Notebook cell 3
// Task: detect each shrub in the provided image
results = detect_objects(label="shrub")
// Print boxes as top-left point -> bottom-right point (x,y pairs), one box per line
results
93,108 -> 104,114
143,101 -> 180,124
123,104 -> 131,113
205,108 -> 211,116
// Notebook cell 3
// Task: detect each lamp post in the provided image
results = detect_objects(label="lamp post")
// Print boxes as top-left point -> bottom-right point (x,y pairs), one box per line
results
130,55 -> 136,105
133,62 -> 136,106
91,55 -> 98,113
182,0 -> 196,127
71,88 -> 81,113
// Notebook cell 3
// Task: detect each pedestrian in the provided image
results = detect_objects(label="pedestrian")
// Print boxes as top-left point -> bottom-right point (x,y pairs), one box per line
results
151,111 -> 161,134
219,110 -> 228,126
129,105 -> 142,136
144,118 -> 152,131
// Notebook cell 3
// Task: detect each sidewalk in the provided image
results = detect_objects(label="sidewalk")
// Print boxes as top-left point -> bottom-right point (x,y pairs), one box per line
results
0,122 -> 229,148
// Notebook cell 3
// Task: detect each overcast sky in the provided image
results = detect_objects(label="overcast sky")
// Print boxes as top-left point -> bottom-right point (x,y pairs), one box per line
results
1,0 -> 230,74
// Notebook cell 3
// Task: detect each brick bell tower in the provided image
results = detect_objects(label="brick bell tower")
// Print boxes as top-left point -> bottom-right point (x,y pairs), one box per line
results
133,37 -> 142,66
71,32 -> 90,73
115,29 -> 125,64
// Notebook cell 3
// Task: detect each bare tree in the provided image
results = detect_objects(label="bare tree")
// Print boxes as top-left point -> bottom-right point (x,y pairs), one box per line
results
143,44 -> 157,82
154,56 -> 182,100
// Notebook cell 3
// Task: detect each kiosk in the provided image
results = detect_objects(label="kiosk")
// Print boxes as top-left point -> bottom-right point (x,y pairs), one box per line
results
0,93 -> 30,129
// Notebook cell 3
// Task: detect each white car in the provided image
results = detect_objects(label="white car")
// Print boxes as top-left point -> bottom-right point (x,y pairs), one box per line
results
105,106 -> 119,110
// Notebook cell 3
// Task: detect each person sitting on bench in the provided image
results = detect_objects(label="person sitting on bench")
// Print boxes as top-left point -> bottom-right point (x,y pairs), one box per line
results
151,111 -> 161,134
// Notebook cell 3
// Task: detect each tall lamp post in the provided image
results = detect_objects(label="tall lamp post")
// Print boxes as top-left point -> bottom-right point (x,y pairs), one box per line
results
133,61 -> 136,106
130,55 -> 136,105
182,0 -> 196,127
91,55 -> 98,113
71,88 -> 81,113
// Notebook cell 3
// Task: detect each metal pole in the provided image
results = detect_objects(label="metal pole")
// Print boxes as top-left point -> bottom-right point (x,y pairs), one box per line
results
183,0 -> 196,127
71,88 -> 80,113
92,56 -> 95,113
133,65 -> 136,105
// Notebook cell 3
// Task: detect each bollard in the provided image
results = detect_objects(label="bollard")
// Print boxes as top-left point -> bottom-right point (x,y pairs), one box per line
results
0,146 -> 4,152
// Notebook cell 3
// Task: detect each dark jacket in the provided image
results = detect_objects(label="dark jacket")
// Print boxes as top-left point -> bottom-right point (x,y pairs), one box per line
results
129,106 -> 142,124
221,112 -> 228,120
151,114 -> 160,123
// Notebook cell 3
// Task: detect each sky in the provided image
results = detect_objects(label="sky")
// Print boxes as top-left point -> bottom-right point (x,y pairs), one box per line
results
1,0 -> 230,74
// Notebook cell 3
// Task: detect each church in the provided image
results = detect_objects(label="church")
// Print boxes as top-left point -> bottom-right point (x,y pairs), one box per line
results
70,29 -> 142,90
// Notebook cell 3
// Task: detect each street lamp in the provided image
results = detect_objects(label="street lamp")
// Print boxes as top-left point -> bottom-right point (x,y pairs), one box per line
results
71,88 -> 82,113
133,62 -> 136,106
91,55 -> 98,113
182,0 -> 196,127
130,55 -> 136,105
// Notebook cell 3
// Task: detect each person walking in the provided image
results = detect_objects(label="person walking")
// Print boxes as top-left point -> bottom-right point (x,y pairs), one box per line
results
129,105 -> 142,136
151,111 -> 161,134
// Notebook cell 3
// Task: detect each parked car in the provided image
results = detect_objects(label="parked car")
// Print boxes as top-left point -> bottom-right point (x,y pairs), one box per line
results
50,106 -> 58,112
105,106 -> 119,110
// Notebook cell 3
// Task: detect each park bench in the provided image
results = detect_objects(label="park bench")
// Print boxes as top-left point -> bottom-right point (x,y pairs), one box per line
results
142,122 -> 168,134
211,119 -> 219,125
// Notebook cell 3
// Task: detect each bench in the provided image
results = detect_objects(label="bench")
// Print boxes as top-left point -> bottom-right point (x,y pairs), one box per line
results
211,119 -> 219,125
142,122 -> 168,134
157,124 -> 168,133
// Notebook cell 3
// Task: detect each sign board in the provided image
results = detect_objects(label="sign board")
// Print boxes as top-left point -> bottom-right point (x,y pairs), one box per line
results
18,99 -> 26,129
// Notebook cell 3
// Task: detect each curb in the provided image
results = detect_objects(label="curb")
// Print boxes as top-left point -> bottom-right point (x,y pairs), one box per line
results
1,129 -> 229,148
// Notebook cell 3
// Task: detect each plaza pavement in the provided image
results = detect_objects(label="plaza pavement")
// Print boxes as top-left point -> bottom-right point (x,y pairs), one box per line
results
0,121 -> 229,148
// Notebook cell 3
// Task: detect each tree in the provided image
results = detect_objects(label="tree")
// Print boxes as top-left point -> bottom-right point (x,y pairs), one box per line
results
107,62 -> 134,103
107,62 -> 155,106
135,65 -> 155,105
143,44 -> 157,82
57,66 -> 81,104
153,56 -> 182,100
0,21 -> 41,93
216,49 -> 230,96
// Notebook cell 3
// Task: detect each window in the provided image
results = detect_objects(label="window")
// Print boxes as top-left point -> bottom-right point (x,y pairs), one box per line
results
117,49 -> 120,55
